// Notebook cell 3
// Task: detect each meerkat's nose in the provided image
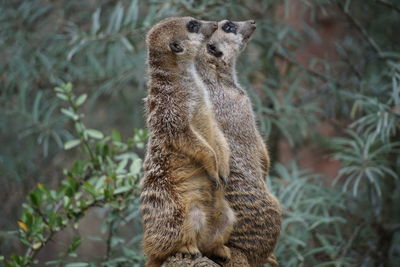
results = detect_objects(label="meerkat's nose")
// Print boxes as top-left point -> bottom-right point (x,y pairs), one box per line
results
248,20 -> 257,28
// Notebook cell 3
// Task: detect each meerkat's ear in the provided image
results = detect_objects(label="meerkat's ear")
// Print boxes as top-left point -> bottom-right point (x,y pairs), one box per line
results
169,41 -> 184,53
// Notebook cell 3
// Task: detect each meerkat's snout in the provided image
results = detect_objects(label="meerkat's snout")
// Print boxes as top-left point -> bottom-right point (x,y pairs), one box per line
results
240,20 -> 257,41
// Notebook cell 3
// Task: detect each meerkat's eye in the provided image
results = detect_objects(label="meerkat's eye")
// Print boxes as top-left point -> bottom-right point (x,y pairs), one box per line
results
169,41 -> 184,53
187,20 -> 201,33
222,21 -> 237,34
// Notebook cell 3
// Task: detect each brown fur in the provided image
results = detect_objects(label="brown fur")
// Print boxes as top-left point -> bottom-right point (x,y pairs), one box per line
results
140,17 -> 235,267
196,20 -> 282,266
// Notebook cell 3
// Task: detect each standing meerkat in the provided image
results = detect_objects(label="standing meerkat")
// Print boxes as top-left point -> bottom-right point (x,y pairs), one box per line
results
141,17 -> 235,267
196,20 -> 282,266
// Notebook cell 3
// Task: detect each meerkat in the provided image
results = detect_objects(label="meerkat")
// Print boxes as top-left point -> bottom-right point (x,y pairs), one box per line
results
140,17 -> 235,267
195,20 -> 282,266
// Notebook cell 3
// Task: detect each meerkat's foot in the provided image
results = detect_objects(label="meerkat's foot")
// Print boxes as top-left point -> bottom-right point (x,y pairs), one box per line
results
209,245 -> 231,264
177,245 -> 202,259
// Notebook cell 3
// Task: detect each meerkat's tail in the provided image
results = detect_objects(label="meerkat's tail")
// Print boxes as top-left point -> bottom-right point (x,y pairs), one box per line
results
266,253 -> 278,266
223,247 -> 250,267
146,256 -> 164,267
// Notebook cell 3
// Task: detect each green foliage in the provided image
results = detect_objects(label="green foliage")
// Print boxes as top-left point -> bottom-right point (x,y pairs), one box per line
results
270,162 -> 350,266
1,0 -> 399,266
2,83 -> 145,266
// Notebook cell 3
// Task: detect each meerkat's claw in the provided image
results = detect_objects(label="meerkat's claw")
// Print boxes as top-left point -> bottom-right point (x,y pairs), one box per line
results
178,245 -> 202,260
192,251 -> 202,259
219,175 -> 228,185
208,175 -> 221,189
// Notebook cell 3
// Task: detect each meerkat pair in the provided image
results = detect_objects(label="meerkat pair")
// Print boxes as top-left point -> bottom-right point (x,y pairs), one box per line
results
141,17 -> 281,267
141,17 -> 235,267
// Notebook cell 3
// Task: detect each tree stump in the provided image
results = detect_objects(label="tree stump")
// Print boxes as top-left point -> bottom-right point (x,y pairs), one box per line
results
162,253 -> 220,267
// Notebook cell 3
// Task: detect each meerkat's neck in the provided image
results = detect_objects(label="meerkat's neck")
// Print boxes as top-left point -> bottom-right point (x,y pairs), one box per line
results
196,55 -> 240,90
148,58 -> 194,84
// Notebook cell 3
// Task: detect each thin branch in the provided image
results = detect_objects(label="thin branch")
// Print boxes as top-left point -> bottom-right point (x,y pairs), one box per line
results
343,57 -> 362,79
274,51 -> 338,86
274,52 -> 342,106
104,218 -> 115,261
375,0 -> 400,13
337,2 -> 383,58
340,222 -> 365,257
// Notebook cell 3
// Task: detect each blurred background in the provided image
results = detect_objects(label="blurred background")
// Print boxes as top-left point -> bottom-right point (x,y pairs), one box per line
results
1,0 -> 399,266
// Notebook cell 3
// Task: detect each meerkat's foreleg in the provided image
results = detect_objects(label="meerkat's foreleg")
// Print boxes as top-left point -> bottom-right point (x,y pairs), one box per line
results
172,127 -> 223,186
213,128 -> 231,183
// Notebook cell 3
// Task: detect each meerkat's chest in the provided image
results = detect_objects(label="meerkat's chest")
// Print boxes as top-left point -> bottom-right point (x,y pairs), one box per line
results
214,90 -> 252,122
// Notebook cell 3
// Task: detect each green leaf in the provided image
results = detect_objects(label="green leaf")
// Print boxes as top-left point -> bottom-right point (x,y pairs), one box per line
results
129,158 -> 142,175
83,182 -> 96,197
64,82 -> 72,92
29,191 -> 40,207
111,129 -> 121,142
61,108 -> 79,120
65,263 -> 88,267
54,87 -> 64,93
56,93 -> 68,101
85,129 -> 104,139
64,139 -> 81,150
75,94 -> 87,106
114,186 -> 132,195
63,196 -> 71,208
124,0 -> 139,26
91,8 -> 101,36
67,236 -> 82,253
121,36 -> 134,52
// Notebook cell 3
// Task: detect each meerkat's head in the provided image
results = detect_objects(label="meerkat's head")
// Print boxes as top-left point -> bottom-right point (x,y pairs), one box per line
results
205,19 -> 256,64
146,17 -> 218,66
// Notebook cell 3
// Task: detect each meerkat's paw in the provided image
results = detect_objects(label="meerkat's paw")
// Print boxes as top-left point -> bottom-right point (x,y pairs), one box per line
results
177,245 -> 202,259
207,173 -> 223,189
217,161 -> 230,185
209,245 -> 231,265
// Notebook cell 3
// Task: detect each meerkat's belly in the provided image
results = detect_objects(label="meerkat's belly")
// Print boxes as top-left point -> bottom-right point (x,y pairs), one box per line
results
191,103 -> 216,142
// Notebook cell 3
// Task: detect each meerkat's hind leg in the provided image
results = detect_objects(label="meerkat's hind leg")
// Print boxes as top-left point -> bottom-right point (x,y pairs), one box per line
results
206,201 -> 235,264
177,205 -> 205,259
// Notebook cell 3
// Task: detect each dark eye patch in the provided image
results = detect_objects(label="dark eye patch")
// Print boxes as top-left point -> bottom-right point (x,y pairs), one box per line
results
187,20 -> 201,33
222,21 -> 237,34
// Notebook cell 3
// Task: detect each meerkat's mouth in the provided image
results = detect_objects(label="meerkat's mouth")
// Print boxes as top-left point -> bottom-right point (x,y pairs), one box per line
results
207,43 -> 223,58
